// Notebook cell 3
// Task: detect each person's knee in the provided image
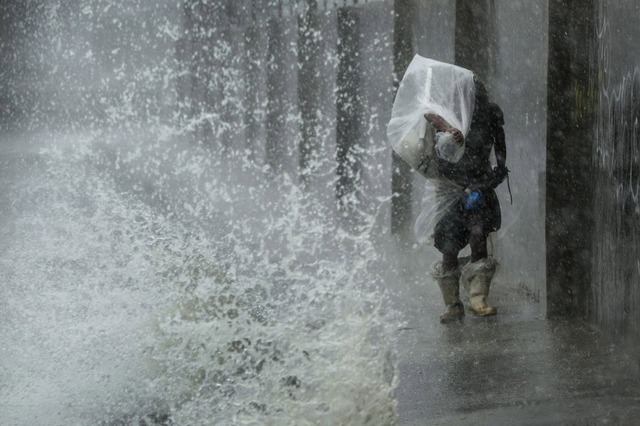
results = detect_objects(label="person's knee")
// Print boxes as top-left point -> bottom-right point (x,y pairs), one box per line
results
469,226 -> 487,260
469,225 -> 484,243
442,252 -> 459,272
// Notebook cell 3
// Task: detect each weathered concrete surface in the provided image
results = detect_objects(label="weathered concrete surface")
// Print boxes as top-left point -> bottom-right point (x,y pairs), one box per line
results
392,251 -> 640,425
590,0 -> 640,362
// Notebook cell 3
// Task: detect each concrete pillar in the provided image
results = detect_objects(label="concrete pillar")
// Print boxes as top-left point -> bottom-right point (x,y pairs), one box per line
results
265,15 -> 287,174
298,0 -> 322,187
243,26 -> 260,160
390,0 -> 416,241
0,3 -> 43,130
591,0 -> 640,359
454,0 -> 497,83
243,1 -> 264,162
336,6 -> 363,211
546,0 -> 598,317
176,2 -> 197,129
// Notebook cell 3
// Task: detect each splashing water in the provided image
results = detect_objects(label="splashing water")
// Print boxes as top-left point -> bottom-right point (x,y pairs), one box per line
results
0,2 -> 400,424
0,128 -> 399,425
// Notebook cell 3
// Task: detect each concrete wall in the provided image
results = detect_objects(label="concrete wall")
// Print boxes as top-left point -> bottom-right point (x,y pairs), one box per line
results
546,0 -> 640,357
546,0 -> 598,317
590,0 -> 640,357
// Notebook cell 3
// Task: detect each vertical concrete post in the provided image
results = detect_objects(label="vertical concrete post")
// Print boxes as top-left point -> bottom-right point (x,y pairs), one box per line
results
243,0 -> 261,161
454,0 -> 497,82
175,7 -> 192,123
265,13 -> 287,174
546,0 -> 597,317
199,0 -> 218,144
336,6 -> 363,211
0,3 -> 31,130
298,0 -> 321,187
178,1 -> 205,140
390,0 -> 415,241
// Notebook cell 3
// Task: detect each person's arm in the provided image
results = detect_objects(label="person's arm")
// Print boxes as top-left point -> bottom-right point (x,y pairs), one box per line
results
494,124 -> 506,169
490,105 -> 508,187
424,113 -> 464,145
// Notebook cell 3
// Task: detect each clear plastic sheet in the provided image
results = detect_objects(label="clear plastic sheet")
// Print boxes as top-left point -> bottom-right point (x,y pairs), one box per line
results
414,182 -> 500,254
387,55 -> 476,170
413,178 -> 463,244
386,56 -> 477,244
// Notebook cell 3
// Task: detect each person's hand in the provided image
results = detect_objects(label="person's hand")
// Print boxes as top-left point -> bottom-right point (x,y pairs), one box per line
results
489,164 -> 509,188
424,113 -> 463,144
450,128 -> 464,145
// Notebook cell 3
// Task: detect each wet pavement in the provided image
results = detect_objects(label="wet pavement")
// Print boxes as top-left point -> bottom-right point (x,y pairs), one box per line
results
392,251 -> 640,425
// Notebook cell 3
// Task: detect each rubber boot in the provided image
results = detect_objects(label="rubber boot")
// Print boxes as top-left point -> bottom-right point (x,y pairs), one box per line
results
430,261 -> 464,324
460,257 -> 498,316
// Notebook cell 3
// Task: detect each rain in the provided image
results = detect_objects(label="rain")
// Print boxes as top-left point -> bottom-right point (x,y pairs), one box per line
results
0,1 -> 639,425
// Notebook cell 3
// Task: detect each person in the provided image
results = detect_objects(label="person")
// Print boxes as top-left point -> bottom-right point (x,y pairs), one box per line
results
425,77 -> 509,324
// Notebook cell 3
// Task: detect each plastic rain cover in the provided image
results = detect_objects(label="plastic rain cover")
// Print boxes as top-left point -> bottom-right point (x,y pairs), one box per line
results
386,55 -> 477,245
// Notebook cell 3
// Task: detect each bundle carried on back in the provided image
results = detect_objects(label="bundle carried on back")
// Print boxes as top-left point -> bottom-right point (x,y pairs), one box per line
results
387,55 -> 476,178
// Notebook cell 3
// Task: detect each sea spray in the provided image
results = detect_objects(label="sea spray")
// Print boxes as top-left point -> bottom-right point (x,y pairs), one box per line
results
1,1 -> 400,423
0,131 -> 399,425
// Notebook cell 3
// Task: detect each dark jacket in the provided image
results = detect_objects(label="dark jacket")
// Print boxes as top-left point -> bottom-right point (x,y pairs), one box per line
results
436,102 -> 505,188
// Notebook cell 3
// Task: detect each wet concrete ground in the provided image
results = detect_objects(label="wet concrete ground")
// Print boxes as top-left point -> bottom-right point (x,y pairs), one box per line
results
392,252 -> 640,425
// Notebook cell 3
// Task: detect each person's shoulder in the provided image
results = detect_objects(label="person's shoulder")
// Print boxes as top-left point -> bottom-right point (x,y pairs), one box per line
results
487,103 -> 504,127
